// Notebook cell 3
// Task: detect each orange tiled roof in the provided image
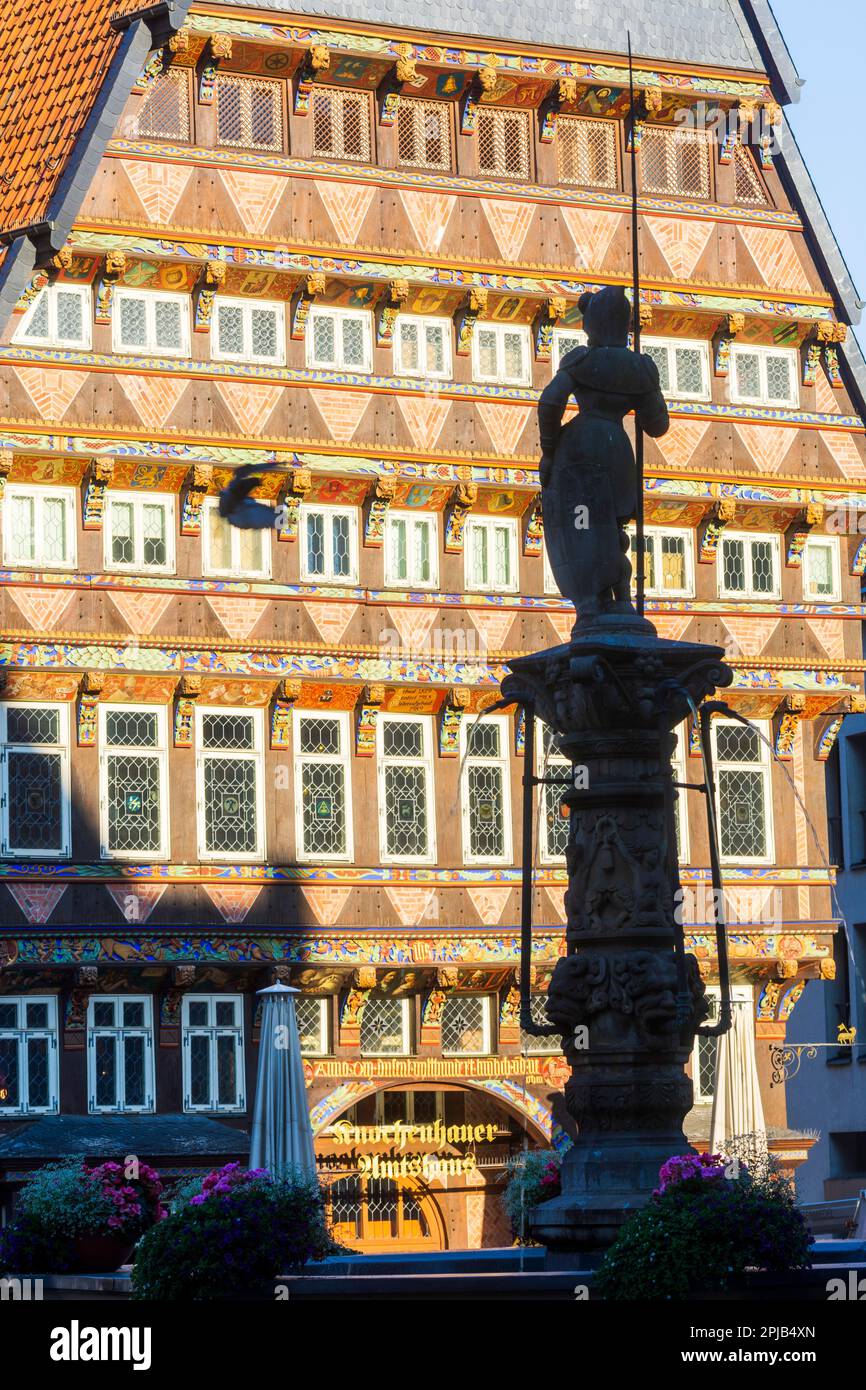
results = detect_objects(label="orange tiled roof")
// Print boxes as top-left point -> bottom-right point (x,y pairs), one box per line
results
0,0 -> 146,234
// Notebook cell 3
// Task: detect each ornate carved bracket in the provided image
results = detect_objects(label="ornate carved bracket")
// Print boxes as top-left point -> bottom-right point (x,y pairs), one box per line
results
698,497 -> 736,563
290,272 -> 326,340
197,33 -> 232,104
180,463 -> 213,536
376,278 -> 410,348
340,969 -> 376,1046
853,537 -> 866,577
454,287 -> 488,356
356,682 -> 385,756
295,46 -> 329,115
444,478 -> 477,552
540,77 -> 578,142
712,312 -> 744,377
817,321 -> 847,389
0,450 -> 12,500
772,692 -> 806,760
534,296 -> 568,361
785,501 -> 823,567
270,678 -> 301,749
439,686 -> 471,757
81,457 -> 114,531
94,250 -> 127,325
420,986 -> 448,1046
522,492 -> 544,557
363,475 -> 396,547
173,674 -> 202,748
815,693 -> 866,761
276,465 -> 312,542
77,672 -> 105,746
193,259 -> 226,333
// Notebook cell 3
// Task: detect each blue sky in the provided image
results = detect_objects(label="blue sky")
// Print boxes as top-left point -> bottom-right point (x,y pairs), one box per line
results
772,1 -> 866,353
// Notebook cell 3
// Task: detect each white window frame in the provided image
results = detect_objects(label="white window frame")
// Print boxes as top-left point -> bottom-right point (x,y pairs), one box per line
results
393,313 -> 452,380
211,295 -> 286,366
293,708 -> 354,864
0,702 -> 71,858
803,535 -> 841,602
195,706 -> 266,863
459,714 -> 512,866
441,993 -> 493,1057
712,716 -> 774,866
181,993 -> 246,1114
464,515 -> 519,595
628,524 -> 695,598
542,543 -> 561,596
3,485 -> 77,570
13,284 -> 92,350
383,510 -> 439,589
104,490 -> 175,574
0,996 -> 59,1116
717,530 -> 781,600
691,984 -> 753,1102
87,995 -> 155,1114
299,503 -> 359,584
642,336 -> 711,402
305,304 -> 373,372
359,995 -> 411,1057
471,321 -> 532,387
296,996 -> 330,1057
537,721 -> 570,866
551,326 -> 586,371
97,704 -> 170,862
112,287 -> 190,358
377,712 -> 436,865
729,344 -> 799,408
672,723 -> 689,863
202,497 -> 272,579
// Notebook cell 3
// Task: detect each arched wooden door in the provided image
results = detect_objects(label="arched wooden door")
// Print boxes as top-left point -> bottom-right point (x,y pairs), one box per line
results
325,1174 -> 446,1252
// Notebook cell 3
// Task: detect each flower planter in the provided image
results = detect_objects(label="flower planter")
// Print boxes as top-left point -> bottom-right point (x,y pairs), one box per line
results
69,1234 -> 136,1274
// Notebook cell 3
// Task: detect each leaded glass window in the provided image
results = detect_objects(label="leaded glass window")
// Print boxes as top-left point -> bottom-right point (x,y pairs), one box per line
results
730,345 -> 798,407
4,486 -> 75,568
378,716 -> 434,861
464,516 -> 518,594
87,995 -> 154,1113
472,322 -> 531,386
551,327 -> 587,371
629,526 -> 694,598
295,996 -> 329,1055
538,721 -> 570,863
203,499 -> 270,577
461,716 -> 510,864
215,74 -> 283,152
640,125 -> 711,198
643,338 -> 710,400
133,67 -> 191,140
311,87 -> 372,162
105,492 -> 173,573
0,703 -> 70,857
521,992 -> 561,1055
384,511 -> 437,588
556,116 -> 617,189
99,705 -> 168,860
713,719 -> 773,862
394,315 -> 451,378
476,106 -> 531,179
300,505 -> 357,582
196,708 -> 264,860
803,537 -> 840,601
213,297 -> 285,365
14,284 -> 90,349
441,994 -> 491,1055
360,995 -> 410,1056
182,994 -> 245,1112
396,98 -> 452,171
718,532 -> 779,599
113,289 -> 189,356
295,712 -> 351,861
306,306 -> 372,371
0,996 -> 58,1115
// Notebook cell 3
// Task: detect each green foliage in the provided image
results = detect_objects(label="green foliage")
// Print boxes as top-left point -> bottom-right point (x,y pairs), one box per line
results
595,1149 -> 812,1301
501,1149 -> 561,1243
131,1166 -> 337,1301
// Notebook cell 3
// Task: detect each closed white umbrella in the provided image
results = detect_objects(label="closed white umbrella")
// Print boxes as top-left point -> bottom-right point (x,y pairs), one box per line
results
709,986 -> 767,1156
249,982 -> 317,1179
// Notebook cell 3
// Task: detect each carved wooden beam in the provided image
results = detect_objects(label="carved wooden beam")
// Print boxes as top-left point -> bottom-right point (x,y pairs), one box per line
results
270,678 -> 301,749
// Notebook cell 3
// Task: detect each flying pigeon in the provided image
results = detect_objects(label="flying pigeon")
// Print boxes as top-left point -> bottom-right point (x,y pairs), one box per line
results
218,462 -> 287,530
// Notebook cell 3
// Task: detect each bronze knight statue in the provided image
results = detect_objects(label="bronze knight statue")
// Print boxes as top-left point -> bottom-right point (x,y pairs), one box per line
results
539,286 -> 669,627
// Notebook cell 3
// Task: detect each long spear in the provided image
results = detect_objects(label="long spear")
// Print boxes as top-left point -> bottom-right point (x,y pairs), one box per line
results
628,32 -> 645,618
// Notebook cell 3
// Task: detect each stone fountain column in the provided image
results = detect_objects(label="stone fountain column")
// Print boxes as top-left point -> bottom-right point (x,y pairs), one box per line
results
503,616 -> 732,1253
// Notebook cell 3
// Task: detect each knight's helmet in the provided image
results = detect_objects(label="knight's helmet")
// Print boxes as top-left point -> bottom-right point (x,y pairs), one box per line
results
578,285 -> 631,348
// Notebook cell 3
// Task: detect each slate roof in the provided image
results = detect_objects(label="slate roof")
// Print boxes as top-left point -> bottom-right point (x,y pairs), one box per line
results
0,1113 -> 249,1161
210,0 -> 767,72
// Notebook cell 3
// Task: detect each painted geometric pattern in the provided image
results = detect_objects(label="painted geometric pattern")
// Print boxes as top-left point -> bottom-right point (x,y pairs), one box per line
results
468,610 -> 515,656
397,396 -> 452,450
560,207 -> 622,268
13,366 -> 85,420
217,381 -> 282,436
384,886 -> 437,926
124,162 -> 193,223
219,170 -> 285,234
109,592 -> 174,636
117,374 -> 190,431
7,587 -> 74,630
819,431 -> 866,482
310,389 -> 372,443
398,190 -> 456,254
206,596 -> 270,640
814,371 -> 840,415
315,181 -> 376,244
737,227 -> 811,292
734,424 -> 797,474
6,884 -> 66,925
204,884 -> 263,924
106,885 -> 166,925
652,615 -> 692,641
547,611 -> 573,645
305,601 -> 356,646
385,606 -> 440,654
644,217 -> 715,280
466,886 -> 512,926
301,886 -> 352,927
480,200 -> 535,261
723,615 -> 780,658
653,420 -> 710,469
475,402 -> 533,456
810,619 -> 846,662
544,887 -> 567,925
